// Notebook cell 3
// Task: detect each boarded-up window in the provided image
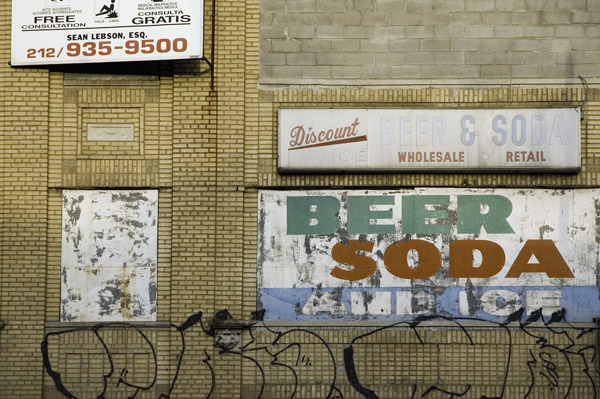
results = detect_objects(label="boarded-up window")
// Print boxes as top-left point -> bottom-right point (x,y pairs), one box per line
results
61,190 -> 158,322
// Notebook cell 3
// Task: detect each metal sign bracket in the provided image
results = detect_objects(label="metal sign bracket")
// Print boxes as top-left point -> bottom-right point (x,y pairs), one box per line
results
201,0 -> 216,90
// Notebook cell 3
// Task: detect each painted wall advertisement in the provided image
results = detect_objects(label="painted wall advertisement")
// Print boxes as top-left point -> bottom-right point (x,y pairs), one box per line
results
278,108 -> 580,172
258,189 -> 600,322
11,0 -> 203,65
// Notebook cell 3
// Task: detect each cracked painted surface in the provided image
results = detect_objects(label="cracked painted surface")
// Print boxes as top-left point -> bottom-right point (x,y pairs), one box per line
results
258,188 -> 600,322
61,190 -> 158,322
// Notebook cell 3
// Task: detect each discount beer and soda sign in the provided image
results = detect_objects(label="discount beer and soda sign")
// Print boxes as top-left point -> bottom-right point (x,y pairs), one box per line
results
278,108 -> 580,172
258,189 -> 600,322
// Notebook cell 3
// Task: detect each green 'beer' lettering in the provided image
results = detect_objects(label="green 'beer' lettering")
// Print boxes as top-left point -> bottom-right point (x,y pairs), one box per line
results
287,194 -> 515,236
347,195 -> 395,234
287,196 -> 340,235
401,195 -> 450,234
457,195 -> 514,234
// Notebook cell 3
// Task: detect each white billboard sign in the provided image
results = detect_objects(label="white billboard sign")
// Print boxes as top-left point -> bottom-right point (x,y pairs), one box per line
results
278,108 -> 580,172
12,0 -> 203,65
258,189 -> 600,322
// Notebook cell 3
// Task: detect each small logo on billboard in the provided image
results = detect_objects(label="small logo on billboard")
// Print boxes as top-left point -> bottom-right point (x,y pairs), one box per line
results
46,0 -> 70,6
95,0 -> 119,19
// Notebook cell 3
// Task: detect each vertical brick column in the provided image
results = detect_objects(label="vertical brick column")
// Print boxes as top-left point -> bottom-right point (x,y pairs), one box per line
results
243,0 -> 261,317
0,34 -> 49,399
170,57 -> 218,396
215,2 -> 247,397
170,0 -> 249,396
214,0 -> 246,314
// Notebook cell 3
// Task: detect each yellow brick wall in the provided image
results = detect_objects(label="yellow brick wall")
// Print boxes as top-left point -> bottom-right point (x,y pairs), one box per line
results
2,0 -> 600,398
1,13 -> 49,398
79,107 -> 142,157
50,83 -> 166,188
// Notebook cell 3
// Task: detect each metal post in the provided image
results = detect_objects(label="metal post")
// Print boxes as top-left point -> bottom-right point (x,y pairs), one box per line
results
201,0 -> 216,90
210,0 -> 216,90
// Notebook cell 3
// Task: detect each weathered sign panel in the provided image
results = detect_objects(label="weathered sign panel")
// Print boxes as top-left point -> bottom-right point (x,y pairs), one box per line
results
12,0 -> 203,65
62,190 -> 158,322
278,108 -> 580,172
258,189 -> 600,322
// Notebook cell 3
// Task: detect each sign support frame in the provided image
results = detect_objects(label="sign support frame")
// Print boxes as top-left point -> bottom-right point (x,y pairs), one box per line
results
200,0 -> 216,90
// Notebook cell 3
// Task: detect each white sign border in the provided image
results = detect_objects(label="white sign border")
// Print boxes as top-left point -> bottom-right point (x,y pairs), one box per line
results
11,0 -> 204,66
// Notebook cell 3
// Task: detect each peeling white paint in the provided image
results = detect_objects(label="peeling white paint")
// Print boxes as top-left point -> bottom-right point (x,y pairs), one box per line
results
301,293 -> 348,316
61,266 -> 156,322
259,188 -> 597,290
61,190 -> 158,322
479,290 -> 521,316
351,291 -> 392,315
258,188 -> 600,321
